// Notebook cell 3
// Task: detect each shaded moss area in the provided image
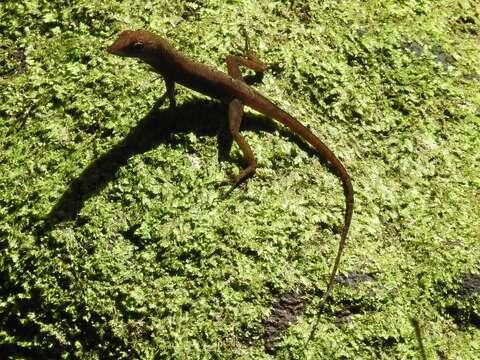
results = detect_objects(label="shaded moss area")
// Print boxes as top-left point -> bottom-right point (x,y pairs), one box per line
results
1,0 -> 479,358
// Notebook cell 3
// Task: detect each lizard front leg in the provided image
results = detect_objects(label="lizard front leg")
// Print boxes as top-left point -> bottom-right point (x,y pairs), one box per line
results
152,77 -> 176,111
165,78 -> 176,109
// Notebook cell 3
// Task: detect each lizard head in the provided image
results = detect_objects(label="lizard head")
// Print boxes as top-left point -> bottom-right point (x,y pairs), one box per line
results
107,30 -> 155,58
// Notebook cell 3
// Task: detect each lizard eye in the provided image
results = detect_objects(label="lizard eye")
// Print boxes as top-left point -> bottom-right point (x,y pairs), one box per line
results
133,41 -> 144,50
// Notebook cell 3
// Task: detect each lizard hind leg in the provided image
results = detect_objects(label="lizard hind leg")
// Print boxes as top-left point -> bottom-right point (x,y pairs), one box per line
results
223,38 -> 263,193
226,98 -> 257,191
225,54 -> 267,79
225,31 -> 267,82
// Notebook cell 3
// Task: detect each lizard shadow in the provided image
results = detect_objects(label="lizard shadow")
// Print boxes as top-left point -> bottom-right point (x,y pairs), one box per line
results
38,98 -> 319,235
15,99 -> 331,357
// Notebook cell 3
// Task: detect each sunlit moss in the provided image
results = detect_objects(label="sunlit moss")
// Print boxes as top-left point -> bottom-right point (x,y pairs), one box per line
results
1,0 -> 479,358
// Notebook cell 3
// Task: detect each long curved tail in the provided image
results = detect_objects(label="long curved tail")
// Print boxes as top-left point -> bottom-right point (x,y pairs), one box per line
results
249,94 -> 354,297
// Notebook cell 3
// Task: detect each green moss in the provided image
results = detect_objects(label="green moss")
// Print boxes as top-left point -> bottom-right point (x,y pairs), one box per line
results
1,0 -> 479,358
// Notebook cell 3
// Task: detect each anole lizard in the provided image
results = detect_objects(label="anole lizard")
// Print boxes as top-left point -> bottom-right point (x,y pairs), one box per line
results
107,30 -> 354,302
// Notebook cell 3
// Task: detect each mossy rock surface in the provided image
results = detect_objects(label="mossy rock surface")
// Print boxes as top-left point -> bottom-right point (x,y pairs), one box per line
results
1,1 -> 479,358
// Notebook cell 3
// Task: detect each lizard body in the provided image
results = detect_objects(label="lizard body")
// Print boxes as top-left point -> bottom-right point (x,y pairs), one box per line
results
108,30 -> 353,300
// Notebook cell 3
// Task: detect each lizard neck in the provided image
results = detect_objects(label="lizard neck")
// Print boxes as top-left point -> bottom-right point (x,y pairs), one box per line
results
143,39 -> 189,78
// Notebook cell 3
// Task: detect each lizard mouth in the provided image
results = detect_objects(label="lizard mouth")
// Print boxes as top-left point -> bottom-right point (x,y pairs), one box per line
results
106,40 -> 128,56
106,44 -> 120,55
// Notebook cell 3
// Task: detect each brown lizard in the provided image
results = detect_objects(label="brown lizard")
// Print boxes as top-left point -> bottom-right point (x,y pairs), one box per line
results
107,30 -> 354,302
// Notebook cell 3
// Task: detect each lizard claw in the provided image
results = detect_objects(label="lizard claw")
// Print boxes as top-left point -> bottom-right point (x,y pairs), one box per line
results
216,173 -> 242,200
